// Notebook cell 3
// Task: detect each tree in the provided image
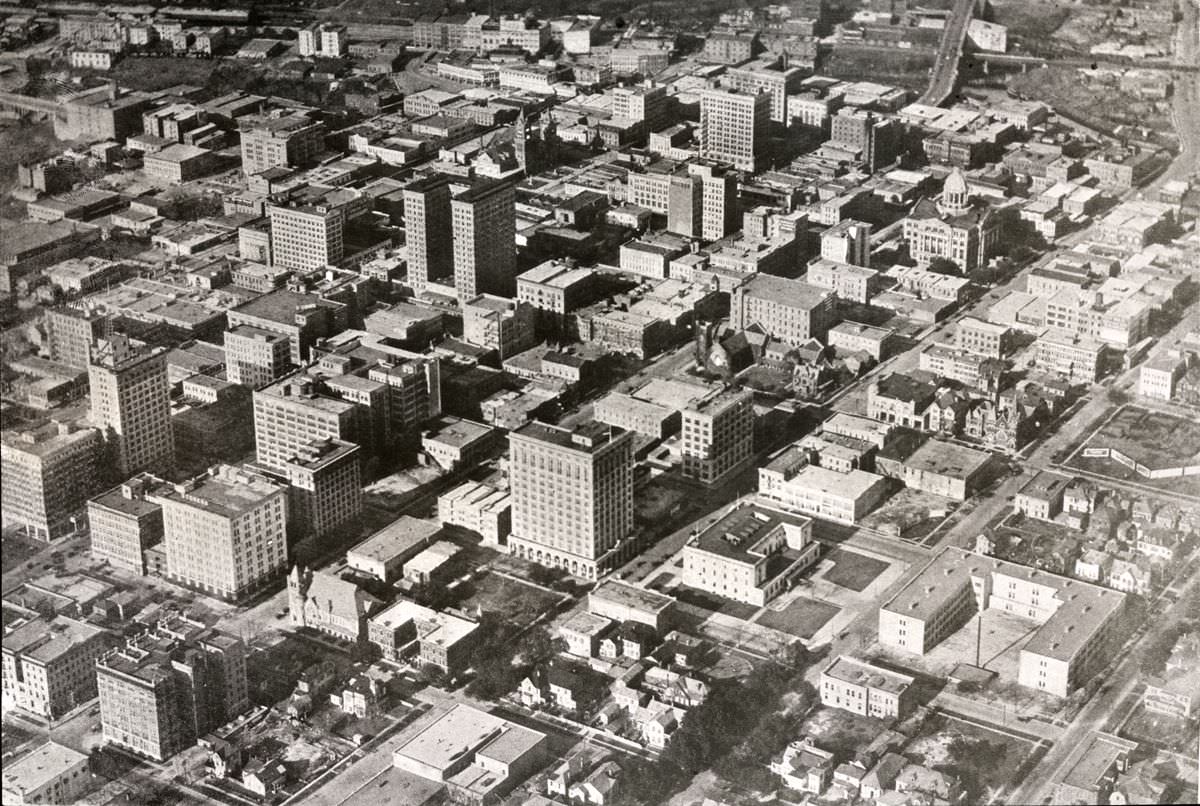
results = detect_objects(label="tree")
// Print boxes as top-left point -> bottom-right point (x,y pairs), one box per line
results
927,257 -> 961,275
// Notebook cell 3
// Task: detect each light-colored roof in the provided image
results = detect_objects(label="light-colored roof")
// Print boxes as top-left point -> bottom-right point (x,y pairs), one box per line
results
2,742 -> 88,797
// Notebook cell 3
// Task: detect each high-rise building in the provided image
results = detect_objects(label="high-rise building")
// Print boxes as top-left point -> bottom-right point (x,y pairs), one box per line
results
681,389 -> 755,485
88,473 -> 166,574
88,335 -> 175,478
239,114 -> 325,177
730,275 -> 837,346
452,180 -> 517,302
507,421 -> 635,580
666,161 -> 739,242
227,288 -> 349,365
2,615 -> 111,718
829,108 -> 900,173
2,421 -> 102,541
611,83 -> 671,131
403,174 -> 454,291
44,305 -> 107,369
223,324 -> 293,389
95,615 -> 248,761
820,219 -> 872,267
282,438 -> 362,543
723,55 -> 807,123
699,88 -> 770,172
267,194 -> 346,272
153,465 -> 288,602
252,373 -> 359,470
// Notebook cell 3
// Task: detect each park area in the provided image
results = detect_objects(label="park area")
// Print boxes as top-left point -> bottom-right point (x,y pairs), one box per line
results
819,548 -> 889,592
756,596 -> 840,640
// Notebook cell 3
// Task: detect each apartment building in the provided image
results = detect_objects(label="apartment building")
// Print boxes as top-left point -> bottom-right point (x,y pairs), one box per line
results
96,616 -> 248,761
223,325 -> 292,389
88,474 -> 165,574
282,438 -> 362,542
821,656 -> 915,719
680,389 -> 754,485
681,502 -> 819,607
452,179 -> 516,302
153,465 -> 288,602
2,422 -> 102,541
879,547 -> 1125,697
699,87 -> 770,172
239,114 -> 325,176
2,615 -> 111,718
731,275 -> 837,346
508,421 -> 635,580
2,742 -> 92,806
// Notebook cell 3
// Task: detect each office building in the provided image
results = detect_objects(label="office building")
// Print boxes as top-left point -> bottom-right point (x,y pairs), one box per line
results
223,325 -> 293,389
879,547 -> 1125,697
806,259 -> 880,305
252,374 -> 359,470
666,161 -> 739,242
681,389 -> 754,485
154,465 -> 288,602
88,334 -> 174,478
956,316 -> 1013,358
508,421 -> 635,580
611,83 -> 670,131
723,55 -> 806,123
44,305 -> 107,369
699,88 -> 770,172
88,474 -> 166,574
452,180 -> 516,301
681,502 -> 819,606
282,438 -> 362,542
820,656 -> 914,719
2,616 -> 111,719
462,294 -> 537,359
2,422 -> 102,541
820,219 -> 872,267
227,289 -> 348,365
239,114 -> 325,176
403,174 -> 454,291
1,741 -> 92,806
96,616 -> 248,761
829,108 -> 901,172
731,275 -> 837,346
266,190 -> 350,271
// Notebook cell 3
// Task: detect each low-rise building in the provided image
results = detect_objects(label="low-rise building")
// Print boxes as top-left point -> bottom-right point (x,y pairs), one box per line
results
805,258 -> 880,304
757,445 -> 890,524
346,516 -> 440,582
588,579 -> 675,633
88,474 -> 165,574
438,480 -> 511,545
1014,471 -> 1070,522
820,656 -> 915,719
421,416 -> 498,471
2,742 -> 92,806
898,439 -> 995,501
2,616 -> 111,719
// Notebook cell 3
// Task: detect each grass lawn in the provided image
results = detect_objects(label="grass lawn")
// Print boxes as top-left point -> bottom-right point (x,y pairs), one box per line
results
248,632 -> 352,706
457,573 -> 564,628
822,549 -> 889,592
1121,704 -> 1200,757
673,586 -> 761,621
756,597 -> 840,639
802,707 -> 887,758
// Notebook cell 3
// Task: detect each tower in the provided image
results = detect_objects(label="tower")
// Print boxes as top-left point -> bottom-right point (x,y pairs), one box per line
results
451,179 -> 516,302
403,174 -> 454,291
88,334 -> 174,478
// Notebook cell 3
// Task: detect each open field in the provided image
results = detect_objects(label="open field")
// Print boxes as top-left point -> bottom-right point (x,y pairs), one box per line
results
820,548 -> 889,592
1120,703 -> 1200,757
756,596 -> 840,639
456,572 -> 565,628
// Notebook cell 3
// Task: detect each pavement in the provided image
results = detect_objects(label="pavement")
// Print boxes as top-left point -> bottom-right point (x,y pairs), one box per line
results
919,0 -> 978,106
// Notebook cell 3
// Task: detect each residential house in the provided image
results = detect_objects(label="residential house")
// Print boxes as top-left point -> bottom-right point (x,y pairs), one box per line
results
769,737 -> 835,795
1108,557 -> 1153,596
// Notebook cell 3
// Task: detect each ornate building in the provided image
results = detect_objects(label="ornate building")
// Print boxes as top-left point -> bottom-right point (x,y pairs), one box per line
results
902,168 -> 1001,273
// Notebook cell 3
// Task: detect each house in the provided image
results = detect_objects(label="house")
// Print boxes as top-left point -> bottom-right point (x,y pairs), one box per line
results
832,760 -> 869,798
1015,472 -> 1070,522
1108,557 -> 1153,596
618,621 -> 658,660
1074,549 -> 1113,583
521,664 -> 603,716
568,760 -> 622,805
861,752 -> 907,800
241,761 -> 288,798
559,611 -> 615,658
1142,632 -> 1199,719
334,674 -> 385,718
769,737 -> 835,794
634,703 -> 683,748
641,667 -> 709,708
894,763 -> 963,802
1064,479 -> 1099,515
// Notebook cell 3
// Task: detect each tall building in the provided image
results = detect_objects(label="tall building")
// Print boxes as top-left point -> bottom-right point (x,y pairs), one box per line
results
723,55 -> 806,123
252,373 -> 358,470
227,288 -> 349,365
239,114 -> 325,177
44,305 -> 107,369
2,422 -> 102,541
266,191 -> 348,271
2,615 -> 111,718
88,473 -> 166,574
902,168 -> 1000,273
667,161 -> 739,242
403,174 -> 454,291
820,219 -> 872,267
95,615 -> 248,761
699,88 -> 770,172
281,438 -> 362,543
829,108 -> 900,172
88,334 -> 175,478
611,83 -> 670,131
153,465 -> 288,602
223,324 -> 293,389
508,421 -> 635,580
730,275 -> 837,346
681,389 -> 755,485
452,179 -> 516,302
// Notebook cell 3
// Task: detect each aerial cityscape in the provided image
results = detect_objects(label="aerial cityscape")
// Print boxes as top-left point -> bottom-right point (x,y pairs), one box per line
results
0,0 -> 1197,804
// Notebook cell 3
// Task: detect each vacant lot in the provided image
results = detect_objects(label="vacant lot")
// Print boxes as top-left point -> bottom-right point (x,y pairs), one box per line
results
457,572 -> 564,628
1121,703 -> 1200,757
1066,405 -> 1200,496
757,597 -> 840,639
821,549 -> 889,592
903,711 -> 1040,802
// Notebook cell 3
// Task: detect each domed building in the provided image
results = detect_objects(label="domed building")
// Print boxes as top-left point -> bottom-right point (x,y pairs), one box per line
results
902,168 -> 1001,273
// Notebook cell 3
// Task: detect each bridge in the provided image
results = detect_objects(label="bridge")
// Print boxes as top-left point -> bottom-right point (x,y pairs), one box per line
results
0,90 -> 63,118
918,0 -> 978,106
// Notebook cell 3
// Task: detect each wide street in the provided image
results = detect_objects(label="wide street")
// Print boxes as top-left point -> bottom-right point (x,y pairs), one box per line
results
919,0 -> 978,105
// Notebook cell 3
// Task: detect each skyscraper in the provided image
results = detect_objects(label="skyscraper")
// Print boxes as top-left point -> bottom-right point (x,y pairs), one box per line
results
403,174 -> 454,291
282,438 -> 362,544
681,389 -> 755,485
699,87 -> 770,172
88,334 -> 174,478
507,421 -> 634,580
239,114 -> 325,177
267,193 -> 346,271
667,161 -> 740,242
44,305 -> 107,369
452,179 -> 516,302
2,421 -> 102,541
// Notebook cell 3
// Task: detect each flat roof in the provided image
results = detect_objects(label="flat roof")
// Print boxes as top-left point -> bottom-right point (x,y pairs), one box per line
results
1018,471 -> 1072,501
349,516 -> 440,564
902,439 -> 992,480
690,503 -> 810,562
2,616 -> 106,665
438,480 -> 509,513
777,464 -> 888,499
157,465 -> 282,517
393,704 -> 509,773
512,420 -> 627,454
1059,732 -> 1139,792
738,274 -> 833,309
830,321 -> 893,340
590,579 -> 674,616
423,416 -> 494,448
823,656 -> 913,694
2,742 -> 88,796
